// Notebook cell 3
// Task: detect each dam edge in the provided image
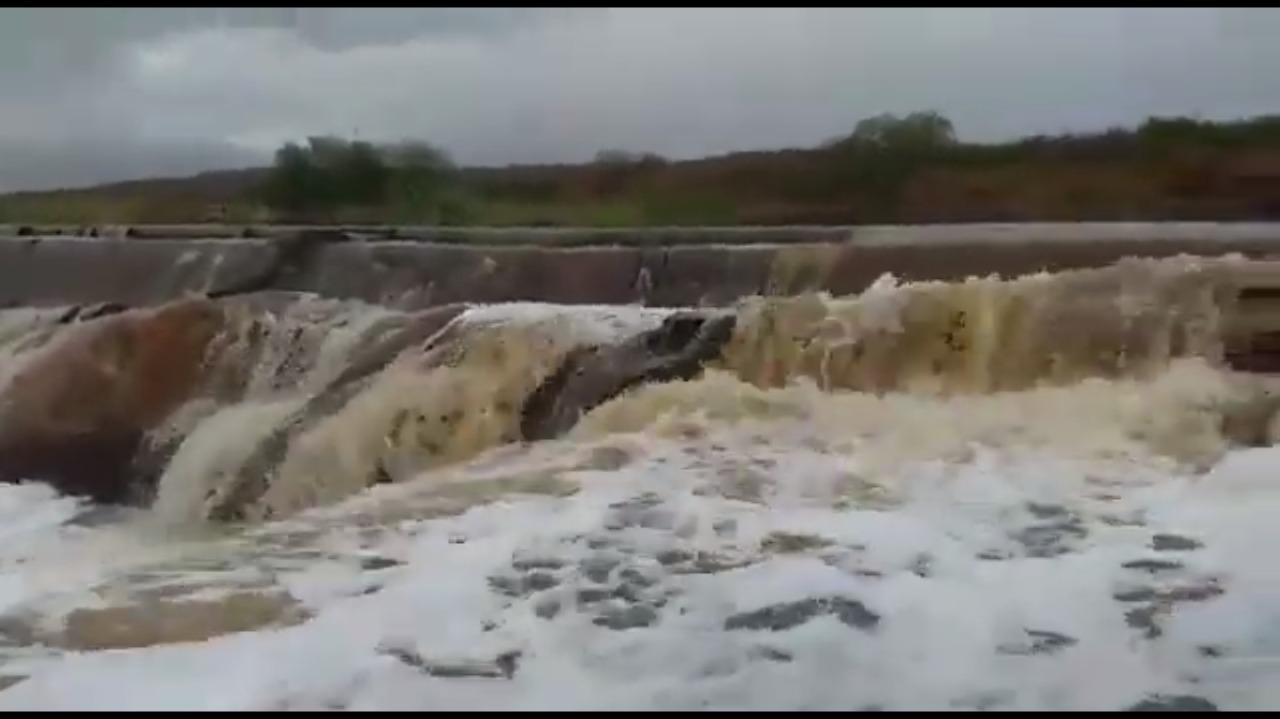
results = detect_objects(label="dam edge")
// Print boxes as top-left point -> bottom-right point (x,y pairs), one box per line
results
7,222 -> 1280,309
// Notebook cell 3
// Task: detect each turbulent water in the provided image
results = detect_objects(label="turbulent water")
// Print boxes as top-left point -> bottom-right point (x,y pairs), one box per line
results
3,255 -> 1280,710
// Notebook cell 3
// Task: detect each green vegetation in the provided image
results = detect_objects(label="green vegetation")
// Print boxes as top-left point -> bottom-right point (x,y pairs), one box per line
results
257,137 -> 473,224
4,112 -> 1280,226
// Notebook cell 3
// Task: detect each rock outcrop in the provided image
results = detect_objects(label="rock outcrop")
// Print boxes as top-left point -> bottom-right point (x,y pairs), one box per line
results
0,289 -> 740,516
0,299 -> 226,503
520,312 -> 737,442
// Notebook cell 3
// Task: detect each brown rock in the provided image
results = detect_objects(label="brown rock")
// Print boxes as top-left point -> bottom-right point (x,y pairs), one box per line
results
0,298 -> 225,503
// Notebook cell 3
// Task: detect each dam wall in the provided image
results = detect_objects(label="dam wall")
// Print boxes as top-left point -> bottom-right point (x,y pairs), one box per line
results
6,222 -> 1280,309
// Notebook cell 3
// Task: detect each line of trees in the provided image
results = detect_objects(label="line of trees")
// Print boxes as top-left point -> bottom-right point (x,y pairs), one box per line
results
252,111 -> 1280,225
818,111 -> 1280,220
257,136 -> 471,223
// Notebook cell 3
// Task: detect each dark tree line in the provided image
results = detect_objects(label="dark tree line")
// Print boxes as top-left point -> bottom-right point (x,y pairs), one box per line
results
258,136 -> 469,222
252,111 -> 1280,225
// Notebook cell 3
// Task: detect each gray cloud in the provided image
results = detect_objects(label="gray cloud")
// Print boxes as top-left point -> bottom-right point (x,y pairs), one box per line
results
0,138 -> 265,195
1,8 -> 1279,192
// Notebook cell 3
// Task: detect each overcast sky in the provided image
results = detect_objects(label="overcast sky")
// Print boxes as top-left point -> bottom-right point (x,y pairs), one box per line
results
0,7 -> 1278,192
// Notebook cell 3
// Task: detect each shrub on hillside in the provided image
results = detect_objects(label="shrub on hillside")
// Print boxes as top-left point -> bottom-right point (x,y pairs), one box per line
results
257,136 -> 467,223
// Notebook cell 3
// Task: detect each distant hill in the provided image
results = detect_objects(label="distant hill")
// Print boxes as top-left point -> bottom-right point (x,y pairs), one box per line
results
4,113 -> 1280,227
0,167 -> 269,204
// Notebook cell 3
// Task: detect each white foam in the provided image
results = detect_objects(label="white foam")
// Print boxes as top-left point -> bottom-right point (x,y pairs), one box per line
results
3,431 -> 1280,710
0,260 -> 1275,708
457,302 -> 675,346
0,484 -> 191,622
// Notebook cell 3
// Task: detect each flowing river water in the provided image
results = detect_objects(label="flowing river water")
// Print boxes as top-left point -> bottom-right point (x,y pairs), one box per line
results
2,255 -> 1280,710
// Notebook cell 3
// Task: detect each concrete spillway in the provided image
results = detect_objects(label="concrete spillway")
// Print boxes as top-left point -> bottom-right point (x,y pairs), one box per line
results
6,222 -> 1280,308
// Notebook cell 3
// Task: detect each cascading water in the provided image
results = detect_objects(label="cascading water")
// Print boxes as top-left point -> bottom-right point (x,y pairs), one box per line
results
2,254 -> 1280,710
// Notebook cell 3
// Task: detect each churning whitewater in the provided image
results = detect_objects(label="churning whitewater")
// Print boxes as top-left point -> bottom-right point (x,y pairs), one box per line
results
3,255 -> 1280,710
